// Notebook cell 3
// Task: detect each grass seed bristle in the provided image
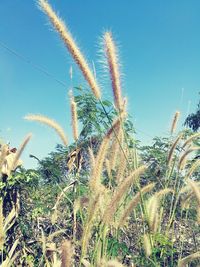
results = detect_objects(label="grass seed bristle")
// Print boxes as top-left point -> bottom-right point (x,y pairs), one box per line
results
38,0 -> 101,99
103,165 -> 147,224
178,251 -> 200,267
25,114 -> 68,146
182,132 -> 200,149
178,147 -> 200,170
143,234 -> 152,257
103,31 -> 123,111
10,133 -> 32,173
167,133 -> 183,166
61,240 -> 73,267
119,183 -> 155,226
170,111 -> 180,134
70,94 -> 79,141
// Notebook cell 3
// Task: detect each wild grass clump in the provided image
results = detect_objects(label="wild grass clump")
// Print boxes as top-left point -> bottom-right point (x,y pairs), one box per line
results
0,0 -> 200,266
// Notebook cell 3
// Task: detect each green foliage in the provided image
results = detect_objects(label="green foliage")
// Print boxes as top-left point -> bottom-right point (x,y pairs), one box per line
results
1,88 -> 199,266
184,95 -> 200,131
106,236 -> 129,258
74,86 -> 116,139
36,144 -> 68,184
134,234 -> 177,267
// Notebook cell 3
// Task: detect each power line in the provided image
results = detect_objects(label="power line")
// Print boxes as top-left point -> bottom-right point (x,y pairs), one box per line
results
0,40 -> 67,88
0,40 -> 157,141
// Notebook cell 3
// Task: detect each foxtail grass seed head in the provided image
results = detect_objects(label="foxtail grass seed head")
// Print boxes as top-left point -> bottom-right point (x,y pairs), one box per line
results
147,188 -> 173,232
167,133 -> 183,166
51,210 -> 58,225
143,234 -> 152,257
89,116 -> 123,191
0,144 -> 9,172
106,260 -> 125,267
178,147 -> 200,170
10,133 -> 32,174
87,193 -> 102,222
147,195 -> 159,232
170,111 -> 180,134
103,31 -> 123,111
155,188 -> 173,199
178,251 -> 200,267
186,159 -> 200,179
25,114 -> 68,146
81,193 -> 102,257
61,240 -> 73,267
38,0 -> 101,99
103,165 -> 147,224
89,138 -> 109,191
187,179 -> 200,206
119,183 -> 155,227
182,132 -> 200,149
109,127 -> 122,171
70,94 -> 78,141
81,259 -> 91,267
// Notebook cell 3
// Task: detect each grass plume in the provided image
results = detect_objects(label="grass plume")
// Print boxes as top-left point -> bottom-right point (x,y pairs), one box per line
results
170,111 -> 180,134
0,144 -> 9,172
103,31 -> 123,111
143,234 -> 152,257
89,116 -> 122,191
10,133 -> 32,173
61,240 -> 73,267
167,133 -> 183,166
187,179 -> 200,206
38,0 -> 101,99
178,251 -> 200,267
186,159 -> 200,179
146,188 -> 173,232
25,114 -> 68,146
119,183 -> 155,227
178,147 -> 200,170
182,132 -> 200,149
103,165 -> 147,224
69,90 -> 78,141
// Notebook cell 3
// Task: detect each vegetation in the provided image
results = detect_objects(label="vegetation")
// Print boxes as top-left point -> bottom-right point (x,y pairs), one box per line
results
0,0 -> 200,266
184,96 -> 200,132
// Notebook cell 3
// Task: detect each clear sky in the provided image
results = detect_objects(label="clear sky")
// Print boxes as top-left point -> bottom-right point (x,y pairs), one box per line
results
0,0 -> 199,168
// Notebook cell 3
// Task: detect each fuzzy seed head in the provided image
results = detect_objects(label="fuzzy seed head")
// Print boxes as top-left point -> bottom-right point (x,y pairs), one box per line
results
119,183 -> 155,227
38,0 -> 101,99
170,111 -> 180,134
13,133 -> 32,167
143,234 -> 152,257
103,31 -> 123,111
61,240 -> 73,267
70,95 -> 78,141
178,147 -> 200,170
167,133 -> 183,166
25,114 -> 68,146
178,251 -> 200,267
103,165 -> 147,224
182,132 -> 200,149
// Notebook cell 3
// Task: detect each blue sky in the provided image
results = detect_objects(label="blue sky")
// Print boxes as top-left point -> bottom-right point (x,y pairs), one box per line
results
0,0 -> 199,168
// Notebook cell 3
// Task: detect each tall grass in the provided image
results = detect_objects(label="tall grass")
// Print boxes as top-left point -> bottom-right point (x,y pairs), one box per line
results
0,0 -> 200,266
